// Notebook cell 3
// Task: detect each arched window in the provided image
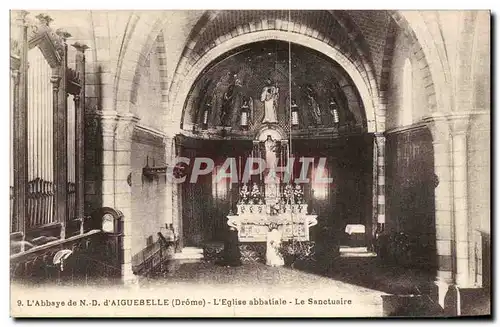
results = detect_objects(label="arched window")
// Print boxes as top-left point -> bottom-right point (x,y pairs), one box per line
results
402,58 -> 413,126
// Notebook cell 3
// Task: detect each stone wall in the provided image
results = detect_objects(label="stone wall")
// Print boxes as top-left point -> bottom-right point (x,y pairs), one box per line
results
385,27 -> 434,129
130,127 -> 167,259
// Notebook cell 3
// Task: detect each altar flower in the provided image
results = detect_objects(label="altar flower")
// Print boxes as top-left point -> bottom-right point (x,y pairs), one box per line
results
239,184 -> 250,204
283,184 -> 294,204
293,185 -> 304,204
250,183 -> 261,204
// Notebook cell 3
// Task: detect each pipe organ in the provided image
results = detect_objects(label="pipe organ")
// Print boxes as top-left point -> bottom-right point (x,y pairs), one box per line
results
27,47 -> 54,228
10,12 -> 87,251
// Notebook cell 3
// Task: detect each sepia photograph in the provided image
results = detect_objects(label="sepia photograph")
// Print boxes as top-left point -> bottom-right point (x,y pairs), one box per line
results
8,7 -> 491,318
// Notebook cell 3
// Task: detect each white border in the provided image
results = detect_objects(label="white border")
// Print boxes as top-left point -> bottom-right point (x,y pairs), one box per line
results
1,2 -> 497,326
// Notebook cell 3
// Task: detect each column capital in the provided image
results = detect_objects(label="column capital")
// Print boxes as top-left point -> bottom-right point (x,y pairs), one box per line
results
162,135 -> 174,146
14,10 -> 29,23
71,42 -> 89,53
423,113 -> 451,144
115,113 -> 140,141
447,113 -> 471,136
94,110 -> 118,137
163,122 -> 182,136
50,75 -> 62,86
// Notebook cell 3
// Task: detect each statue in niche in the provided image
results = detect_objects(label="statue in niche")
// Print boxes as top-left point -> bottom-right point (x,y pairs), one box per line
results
220,74 -> 243,127
220,84 -> 235,126
196,79 -> 212,124
266,223 -> 284,267
305,85 -> 322,126
261,79 -> 279,124
264,135 -> 278,171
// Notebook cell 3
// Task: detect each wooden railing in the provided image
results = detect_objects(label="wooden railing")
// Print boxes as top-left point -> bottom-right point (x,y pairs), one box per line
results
10,230 -> 122,285
131,232 -> 177,277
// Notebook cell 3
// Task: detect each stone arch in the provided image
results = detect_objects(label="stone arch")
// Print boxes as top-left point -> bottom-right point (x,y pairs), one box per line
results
389,11 -> 452,114
380,14 -> 438,117
328,10 -> 377,87
112,11 -> 169,114
167,10 -> 220,88
170,30 -> 380,133
175,15 -> 379,95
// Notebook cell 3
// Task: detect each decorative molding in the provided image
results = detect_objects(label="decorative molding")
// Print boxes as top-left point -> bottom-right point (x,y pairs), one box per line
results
384,121 -> 428,135
26,14 -> 69,68
115,113 -> 140,141
422,113 -> 451,145
448,113 -> 471,135
97,111 -> 119,137
133,124 -> 166,147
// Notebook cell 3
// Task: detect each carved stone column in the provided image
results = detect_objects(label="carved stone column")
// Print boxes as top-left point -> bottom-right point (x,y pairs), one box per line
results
424,114 -> 454,308
99,111 -> 118,208
114,113 -> 139,284
163,136 -> 174,228
172,138 -> 183,251
449,113 -> 471,288
374,133 -> 386,232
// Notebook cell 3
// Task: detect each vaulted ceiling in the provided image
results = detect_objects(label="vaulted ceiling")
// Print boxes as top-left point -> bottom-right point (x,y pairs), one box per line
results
183,40 -> 366,139
182,10 -> 394,86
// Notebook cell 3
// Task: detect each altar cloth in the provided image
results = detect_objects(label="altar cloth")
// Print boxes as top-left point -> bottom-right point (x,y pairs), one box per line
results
345,224 -> 366,235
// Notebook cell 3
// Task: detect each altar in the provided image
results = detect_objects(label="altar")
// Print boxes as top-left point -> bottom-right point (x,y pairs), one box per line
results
227,203 -> 317,242
226,126 -> 318,243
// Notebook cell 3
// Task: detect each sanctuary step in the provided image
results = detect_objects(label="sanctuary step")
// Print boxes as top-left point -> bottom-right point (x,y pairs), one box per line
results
174,247 -> 204,261
339,246 -> 377,258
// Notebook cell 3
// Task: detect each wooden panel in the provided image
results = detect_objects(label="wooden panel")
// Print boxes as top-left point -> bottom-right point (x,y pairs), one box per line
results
386,126 -> 436,268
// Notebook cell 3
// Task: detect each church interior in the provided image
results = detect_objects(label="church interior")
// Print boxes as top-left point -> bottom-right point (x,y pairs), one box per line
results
9,10 -> 490,316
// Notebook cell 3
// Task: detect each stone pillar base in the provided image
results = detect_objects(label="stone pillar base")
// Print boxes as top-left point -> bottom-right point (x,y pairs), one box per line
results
121,263 -> 139,287
122,274 -> 139,288
430,279 -> 462,316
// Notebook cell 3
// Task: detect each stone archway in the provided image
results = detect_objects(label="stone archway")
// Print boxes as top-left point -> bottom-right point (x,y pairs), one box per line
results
170,30 -> 380,134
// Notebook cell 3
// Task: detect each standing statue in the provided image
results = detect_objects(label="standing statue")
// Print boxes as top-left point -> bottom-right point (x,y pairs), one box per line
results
264,135 -> 278,171
305,85 -> 322,126
261,79 -> 279,123
266,223 -> 285,267
220,74 -> 243,127
220,84 -> 235,126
